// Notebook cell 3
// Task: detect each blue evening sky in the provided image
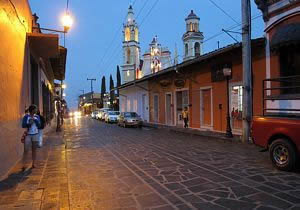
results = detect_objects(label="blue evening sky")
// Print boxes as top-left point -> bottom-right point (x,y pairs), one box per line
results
29,0 -> 264,109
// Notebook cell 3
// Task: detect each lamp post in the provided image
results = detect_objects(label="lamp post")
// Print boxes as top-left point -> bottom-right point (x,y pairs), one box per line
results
223,66 -> 233,138
54,14 -> 73,132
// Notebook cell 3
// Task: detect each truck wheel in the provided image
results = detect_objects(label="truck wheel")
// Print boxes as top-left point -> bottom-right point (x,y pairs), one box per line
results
269,138 -> 297,171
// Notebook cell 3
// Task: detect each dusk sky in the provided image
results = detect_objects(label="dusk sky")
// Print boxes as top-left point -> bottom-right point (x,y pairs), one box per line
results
29,0 -> 264,109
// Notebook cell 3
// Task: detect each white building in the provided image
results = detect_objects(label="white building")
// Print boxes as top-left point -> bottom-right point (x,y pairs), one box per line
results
119,81 -> 149,122
182,10 -> 204,61
140,36 -> 172,78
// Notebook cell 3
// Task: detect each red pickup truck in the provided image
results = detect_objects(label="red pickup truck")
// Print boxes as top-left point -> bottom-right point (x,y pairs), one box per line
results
252,116 -> 300,171
252,76 -> 300,171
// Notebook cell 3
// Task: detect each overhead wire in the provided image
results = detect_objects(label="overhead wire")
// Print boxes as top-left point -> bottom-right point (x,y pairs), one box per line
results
94,0 -> 139,78
139,0 -> 160,27
206,0 -> 239,24
104,0 -> 160,72
157,14 -> 263,68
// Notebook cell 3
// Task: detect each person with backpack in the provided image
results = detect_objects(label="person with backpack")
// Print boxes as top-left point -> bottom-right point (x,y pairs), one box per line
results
36,110 -> 46,148
22,104 -> 41,169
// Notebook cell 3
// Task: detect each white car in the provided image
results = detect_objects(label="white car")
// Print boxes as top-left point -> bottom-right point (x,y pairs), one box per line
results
97,108 -> 111,121
91,111 -> 99,119
105,111 -> 120,123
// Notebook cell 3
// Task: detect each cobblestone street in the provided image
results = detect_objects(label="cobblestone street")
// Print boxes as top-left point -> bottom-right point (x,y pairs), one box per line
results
1,116 -> 300,210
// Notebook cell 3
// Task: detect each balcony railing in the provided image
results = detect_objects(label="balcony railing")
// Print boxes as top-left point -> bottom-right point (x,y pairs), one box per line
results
263,75 -> 300,117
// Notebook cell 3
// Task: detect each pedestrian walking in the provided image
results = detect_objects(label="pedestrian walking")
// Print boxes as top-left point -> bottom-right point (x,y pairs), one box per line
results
22,104 -> 41,169
182,107 -> 189,128
36,110 -> 46,148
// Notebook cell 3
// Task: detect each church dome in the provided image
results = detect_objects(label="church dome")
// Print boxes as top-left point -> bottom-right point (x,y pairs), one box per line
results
185,10 -> 200,20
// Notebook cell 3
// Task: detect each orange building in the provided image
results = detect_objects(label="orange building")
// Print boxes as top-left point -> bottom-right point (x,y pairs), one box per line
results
0,1 -> 67,178
146,39 -> 266,134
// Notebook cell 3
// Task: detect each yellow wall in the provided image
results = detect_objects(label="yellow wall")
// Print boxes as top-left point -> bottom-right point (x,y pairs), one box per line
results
0,0 -> 33,178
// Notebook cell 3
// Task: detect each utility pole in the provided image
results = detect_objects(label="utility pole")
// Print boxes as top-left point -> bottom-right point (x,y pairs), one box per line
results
87,78 -> 96,112
242,0 -> 252,143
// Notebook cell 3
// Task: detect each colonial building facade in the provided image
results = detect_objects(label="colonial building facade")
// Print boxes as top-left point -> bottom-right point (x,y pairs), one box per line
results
0,0 -> 67,178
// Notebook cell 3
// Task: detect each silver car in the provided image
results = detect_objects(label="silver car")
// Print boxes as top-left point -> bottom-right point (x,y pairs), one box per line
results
117,112 -> 143,128
105,111 -> 120,123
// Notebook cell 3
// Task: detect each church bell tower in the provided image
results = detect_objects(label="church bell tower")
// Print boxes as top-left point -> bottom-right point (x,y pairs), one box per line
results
182,10 -> 204,61
121,5 -> 140,84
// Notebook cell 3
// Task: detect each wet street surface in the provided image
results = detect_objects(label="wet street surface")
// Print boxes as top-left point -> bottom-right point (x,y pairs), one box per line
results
1,116 -> 300,210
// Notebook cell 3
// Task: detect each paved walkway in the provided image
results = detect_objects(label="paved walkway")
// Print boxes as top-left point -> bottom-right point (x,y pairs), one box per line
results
1,117 -> 300,210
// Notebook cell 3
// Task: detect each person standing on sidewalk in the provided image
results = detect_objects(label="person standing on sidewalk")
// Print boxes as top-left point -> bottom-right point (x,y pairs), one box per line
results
182,107 -> 189,128
22,104 -> 41,169
36,110 -> 45,148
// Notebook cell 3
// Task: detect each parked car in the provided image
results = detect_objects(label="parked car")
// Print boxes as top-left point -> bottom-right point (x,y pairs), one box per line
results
96,108 -> 111,120
100,110 -> 111,121
105,111 -> 120,123
252,76 -> 300,171
91,111 -> 99,119
118,112 -> 143,128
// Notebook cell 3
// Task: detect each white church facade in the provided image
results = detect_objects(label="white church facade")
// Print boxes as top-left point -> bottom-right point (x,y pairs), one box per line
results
119,7 -> 203,122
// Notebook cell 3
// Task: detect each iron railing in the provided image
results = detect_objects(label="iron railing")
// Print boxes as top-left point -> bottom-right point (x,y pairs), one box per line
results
263,75 -> 300,116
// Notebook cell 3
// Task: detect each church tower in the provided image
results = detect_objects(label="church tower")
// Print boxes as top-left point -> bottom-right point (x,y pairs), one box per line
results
121,5 -> 140,84
182,10 -> 204,61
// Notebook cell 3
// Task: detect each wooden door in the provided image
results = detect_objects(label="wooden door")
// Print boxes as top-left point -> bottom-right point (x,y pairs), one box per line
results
203,89 -> 211,126
166,94 -> 172,125
142,94 -> 146,121
153,95 -> 159,122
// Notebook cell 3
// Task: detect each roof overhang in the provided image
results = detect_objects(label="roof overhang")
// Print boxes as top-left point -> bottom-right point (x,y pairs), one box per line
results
27,33 -> 59,58
270,23 -> 300,49
50,46 -> 67,81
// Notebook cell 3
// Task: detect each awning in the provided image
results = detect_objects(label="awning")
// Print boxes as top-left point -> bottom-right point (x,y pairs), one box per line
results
270,23 -> 300,49
27,33 -> 59,58
50,46 -> 67,81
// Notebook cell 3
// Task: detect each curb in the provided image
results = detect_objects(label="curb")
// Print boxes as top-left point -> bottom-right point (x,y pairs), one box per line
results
143,122 -> 242,143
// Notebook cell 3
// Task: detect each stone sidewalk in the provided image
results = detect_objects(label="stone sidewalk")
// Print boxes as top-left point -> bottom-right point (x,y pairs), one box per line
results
0,128 -> 69,210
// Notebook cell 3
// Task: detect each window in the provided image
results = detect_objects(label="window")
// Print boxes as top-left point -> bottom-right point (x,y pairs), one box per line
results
126,48 -> 131,64
125,27 -> 130,41
134,28 -> 139,42
279,44 -> 300,94
185,43 -> 188,57
195,23 -> 199,32
195,42 -> 200,57
125,112 -> 138,117
189,23 -> 193,31
231,85 -> 243,130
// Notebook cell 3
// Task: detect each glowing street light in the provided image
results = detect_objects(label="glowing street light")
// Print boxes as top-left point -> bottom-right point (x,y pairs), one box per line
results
62,84 -> 67,89
61,13 -> 73,33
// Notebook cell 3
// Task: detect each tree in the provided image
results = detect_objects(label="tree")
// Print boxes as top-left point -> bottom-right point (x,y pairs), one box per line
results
109,74 -> 115,109
100,76 -> 106,107
116,65 -> 121,95
116,65 -> 121,110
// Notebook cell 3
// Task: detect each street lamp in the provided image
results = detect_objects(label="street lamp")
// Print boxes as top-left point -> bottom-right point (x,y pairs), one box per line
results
223,66 -> 233,138
61,13 -> 73,33
62,83 -> 67,89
